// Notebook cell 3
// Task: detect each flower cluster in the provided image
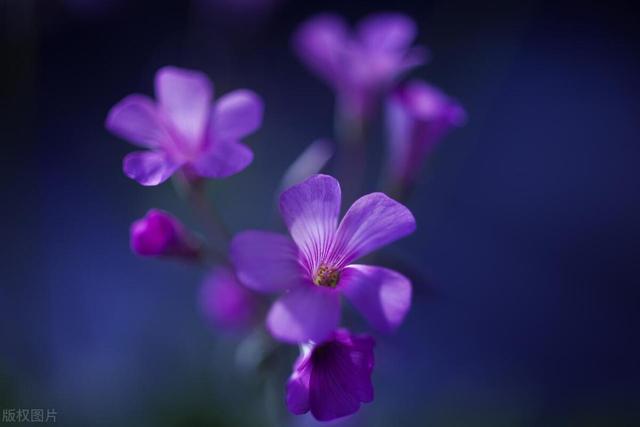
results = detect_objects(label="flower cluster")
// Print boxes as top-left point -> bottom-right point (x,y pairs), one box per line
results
106,11 -> 464,424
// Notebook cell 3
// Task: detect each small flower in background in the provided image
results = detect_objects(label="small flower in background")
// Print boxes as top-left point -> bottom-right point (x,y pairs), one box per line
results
287,329 -> 375,421
231,174 -> 415,344
386,80 -> 466,196
130,209 -> 201,260
106,66 -> 263,185
293,13 -> 427,121
199,267 -> 258,331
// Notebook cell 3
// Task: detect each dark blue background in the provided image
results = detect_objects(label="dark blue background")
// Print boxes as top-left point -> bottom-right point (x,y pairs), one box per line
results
1,0 -> 639,426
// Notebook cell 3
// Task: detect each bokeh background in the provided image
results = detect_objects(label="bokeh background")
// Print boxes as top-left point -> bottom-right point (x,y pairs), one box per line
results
2,0 -> 639,426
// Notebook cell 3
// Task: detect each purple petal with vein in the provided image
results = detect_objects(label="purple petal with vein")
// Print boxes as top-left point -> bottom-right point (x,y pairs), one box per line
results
334,192 -> 416,264
279,174 -> 341,273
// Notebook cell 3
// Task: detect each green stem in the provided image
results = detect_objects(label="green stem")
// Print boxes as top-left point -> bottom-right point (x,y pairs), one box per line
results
172,173 -> 231,265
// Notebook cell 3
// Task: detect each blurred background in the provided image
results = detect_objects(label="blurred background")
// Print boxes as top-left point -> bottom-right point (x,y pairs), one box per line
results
1,0 -> 639,426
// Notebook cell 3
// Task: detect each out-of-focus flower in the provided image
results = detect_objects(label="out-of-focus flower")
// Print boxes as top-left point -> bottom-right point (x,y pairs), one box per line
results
130,209 -> 201,260
386,80 -> 466,192
279,139 -> 334,192
287,329 -> 375,421
199,267 -> 258,331
293,13 -> 427,120
106,66 -> 263,186
231,174 -> 414,343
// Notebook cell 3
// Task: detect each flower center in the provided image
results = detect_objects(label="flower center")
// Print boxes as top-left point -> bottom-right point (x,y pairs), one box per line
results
313,265 -> 340,288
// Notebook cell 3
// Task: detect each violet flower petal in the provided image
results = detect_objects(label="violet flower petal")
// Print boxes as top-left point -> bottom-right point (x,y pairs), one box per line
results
357,12 -> 417,52
211,89 -> 264,141
341,264 -> 412,332
292,13 -> 349,89
192,141 -> 254,178
105,94 -> 167,148
279,174 -> 341,272
266,286 -> 340,343
155,66 -> 213,145
334,192 -> 415,264
122,151 -> 180,186
230,230 -> 305,293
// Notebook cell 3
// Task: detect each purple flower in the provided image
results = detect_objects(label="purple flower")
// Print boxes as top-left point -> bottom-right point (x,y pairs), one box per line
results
286,329 -> 375,421
106,66 -> 263,186
130,209 -> 200,260
386,80 -> 466,189
199,267 -> 258,331
293,13 -> 427,119
231,174 -> 415,343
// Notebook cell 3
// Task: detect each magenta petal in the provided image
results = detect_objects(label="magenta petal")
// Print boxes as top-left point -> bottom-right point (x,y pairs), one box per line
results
230,230 -> 305,293
293,14 -> 349,88
279,174 -> 341,272
308,330 -> 375,421
357,13 -> 416,52
123,151 -> 180,186
266,286 -> 340,343
192,141 -> 253,178
155,66 -> 213,144
105,94 -> 167,148
334,192 -> 415,263
211,89 -> 264,141
341,264 -> 412,332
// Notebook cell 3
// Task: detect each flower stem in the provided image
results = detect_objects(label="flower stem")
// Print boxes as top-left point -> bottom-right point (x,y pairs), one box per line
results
172,172 -> 231,265
335,98 -> 368,206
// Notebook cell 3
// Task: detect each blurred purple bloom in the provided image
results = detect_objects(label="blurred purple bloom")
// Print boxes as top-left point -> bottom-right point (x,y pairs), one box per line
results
387,80 -> 466,189
293,13 -> 427,119
231,174 -> 414,343
106,66 -> 263,186
287,329 -> 375,421
199,267 -> 258,331
130,209 -> 200,260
